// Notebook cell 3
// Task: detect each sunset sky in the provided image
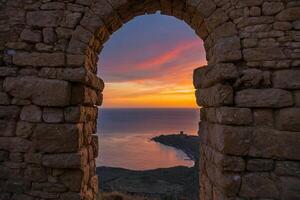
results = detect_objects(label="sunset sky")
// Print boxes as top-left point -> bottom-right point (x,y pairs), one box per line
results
98,13 -> 207,108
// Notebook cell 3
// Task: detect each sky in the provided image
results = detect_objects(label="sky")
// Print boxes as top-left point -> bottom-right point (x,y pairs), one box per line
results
98,13 -> 207,108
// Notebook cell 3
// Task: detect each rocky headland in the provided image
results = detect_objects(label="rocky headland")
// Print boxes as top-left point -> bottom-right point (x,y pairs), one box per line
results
97,133 -> 200,200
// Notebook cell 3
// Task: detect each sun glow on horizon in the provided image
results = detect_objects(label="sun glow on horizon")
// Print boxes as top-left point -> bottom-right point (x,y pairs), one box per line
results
98,13 -> 207,108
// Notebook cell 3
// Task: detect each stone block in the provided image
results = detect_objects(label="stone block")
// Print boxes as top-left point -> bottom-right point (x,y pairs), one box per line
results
31,182 -> 67,193
16,121 -> 34,139
0,106 -> 20,119
60,170 -> 83,192
59,192 -> 81,200
24,153 -> 42,165
275,108 -> 300,131
295,91 -> 300,107
42,153 -> 82,168
43,28 -> 57,44
0,92 -> 10,105
71,84 -> 98,106
193,64 -> 238,89
215,107 -> 252,125
4,77 -> 71,107
0,120 -> 16,137
34,123 -> 83,153
275,161 -> 300,177
20,29 -> 41,43
276,7 -> 300,21
66,54 -> 85,67
20,105 -> 42,123
214,36 -> 242,62
0,137 -> 31,153
0,67 -> 18,77
43,108 -> 64,123
62,12 -> 82,29
240,173 -> 279,198
64,106 -> 97,123
205,9 -> 228,32
0,151 -> 8,162
13,52 -> 65,67
235,89 -> 293,108
11,194 -> 34,200
247,159 -> 274,171
208,124 -> 253,156
280,177 -> 300,200
196,84 -> 233,107
27,11 -> 64,27
4,179 -> 25,194
243,47 -> 286,61
273,70 -> 300,89
205,161 -> 241,196
24,166 -> 47,182
91,135 -> 99,158
249,128 -> 300,160
253,109 -> 273,127
262,2 -> 284,16
41,2 -> 65,10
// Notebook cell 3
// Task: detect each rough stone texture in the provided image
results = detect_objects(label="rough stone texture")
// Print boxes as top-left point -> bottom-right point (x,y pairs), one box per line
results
1,1 -> 299,200
275,108 -> 300,131
235,89 -> 293,108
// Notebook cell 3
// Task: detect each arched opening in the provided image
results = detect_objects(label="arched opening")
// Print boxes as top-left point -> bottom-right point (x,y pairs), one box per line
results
96,12 -> 206,199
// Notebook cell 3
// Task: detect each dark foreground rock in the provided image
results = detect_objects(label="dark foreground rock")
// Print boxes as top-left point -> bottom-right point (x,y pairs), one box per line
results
97,166 -> 198,200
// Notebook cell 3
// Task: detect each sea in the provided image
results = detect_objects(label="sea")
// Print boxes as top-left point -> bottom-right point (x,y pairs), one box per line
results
96,108 -> 200,170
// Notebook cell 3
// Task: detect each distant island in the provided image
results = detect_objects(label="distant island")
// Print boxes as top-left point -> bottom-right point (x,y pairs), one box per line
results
97,132 -> 200,200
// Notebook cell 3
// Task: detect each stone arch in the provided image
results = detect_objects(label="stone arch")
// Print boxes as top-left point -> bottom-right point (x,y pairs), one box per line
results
0,0 -> 300,200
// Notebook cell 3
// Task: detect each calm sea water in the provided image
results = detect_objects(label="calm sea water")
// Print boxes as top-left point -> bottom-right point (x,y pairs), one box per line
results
96,108 -> 200,170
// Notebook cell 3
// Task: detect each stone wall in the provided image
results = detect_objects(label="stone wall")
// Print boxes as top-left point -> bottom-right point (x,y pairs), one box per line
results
0,0 -> 299,200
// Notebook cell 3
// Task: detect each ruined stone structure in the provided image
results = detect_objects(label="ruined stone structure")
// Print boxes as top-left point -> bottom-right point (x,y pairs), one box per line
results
0,0 -> 299,199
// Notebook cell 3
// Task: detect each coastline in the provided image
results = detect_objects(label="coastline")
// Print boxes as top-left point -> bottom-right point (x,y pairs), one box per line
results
97,133 -> 199,199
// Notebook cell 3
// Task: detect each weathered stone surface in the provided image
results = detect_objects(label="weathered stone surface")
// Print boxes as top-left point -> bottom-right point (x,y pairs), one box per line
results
196,84 -> 233,107
4,77 -> 71,106
193,64 -> 238,89
4,179 -> 25,194
275,161 -> 300,177
43,28 -> 57,44
34,123 -> 82,153
41,2 -> 65,10
11,194 -> 34,200
20,105 -> 42,123
91,135 -> 99,159
13,52 -> 65,67
235,89 -> 293,108
31,182 -> 67,193
42,153 -> 83,168
208,124 -> 253,156
16,121 -> 34,139
214,36 -> 242,62
243,47 -> 286,61
215,107 -> 252,125
262,2 -> 284,16
0,120 -> 16,137
249,128 -> 300,160
43,108 -> 64,123
27,11 -> 64,27
280,177 -> 300,200
71,85 -> 99,106
59,192 -> 81,200
247,159 -> 274,171
62,12 -> 82,28
240,173 -> 279,198
273,70 -> 300,89
24,166 -> 47,182
205,9 -> 228,32
275,108 -> 300,131
25,153 -> 42,165
20,29 -> 42,43
0,67 -> 18,77
276,7 -> 300,21
64,106 -> 97,123
0,106 -> 20,119
60,170 -> 83,191
0,137 -> 31,153
253,109 -> 273,127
